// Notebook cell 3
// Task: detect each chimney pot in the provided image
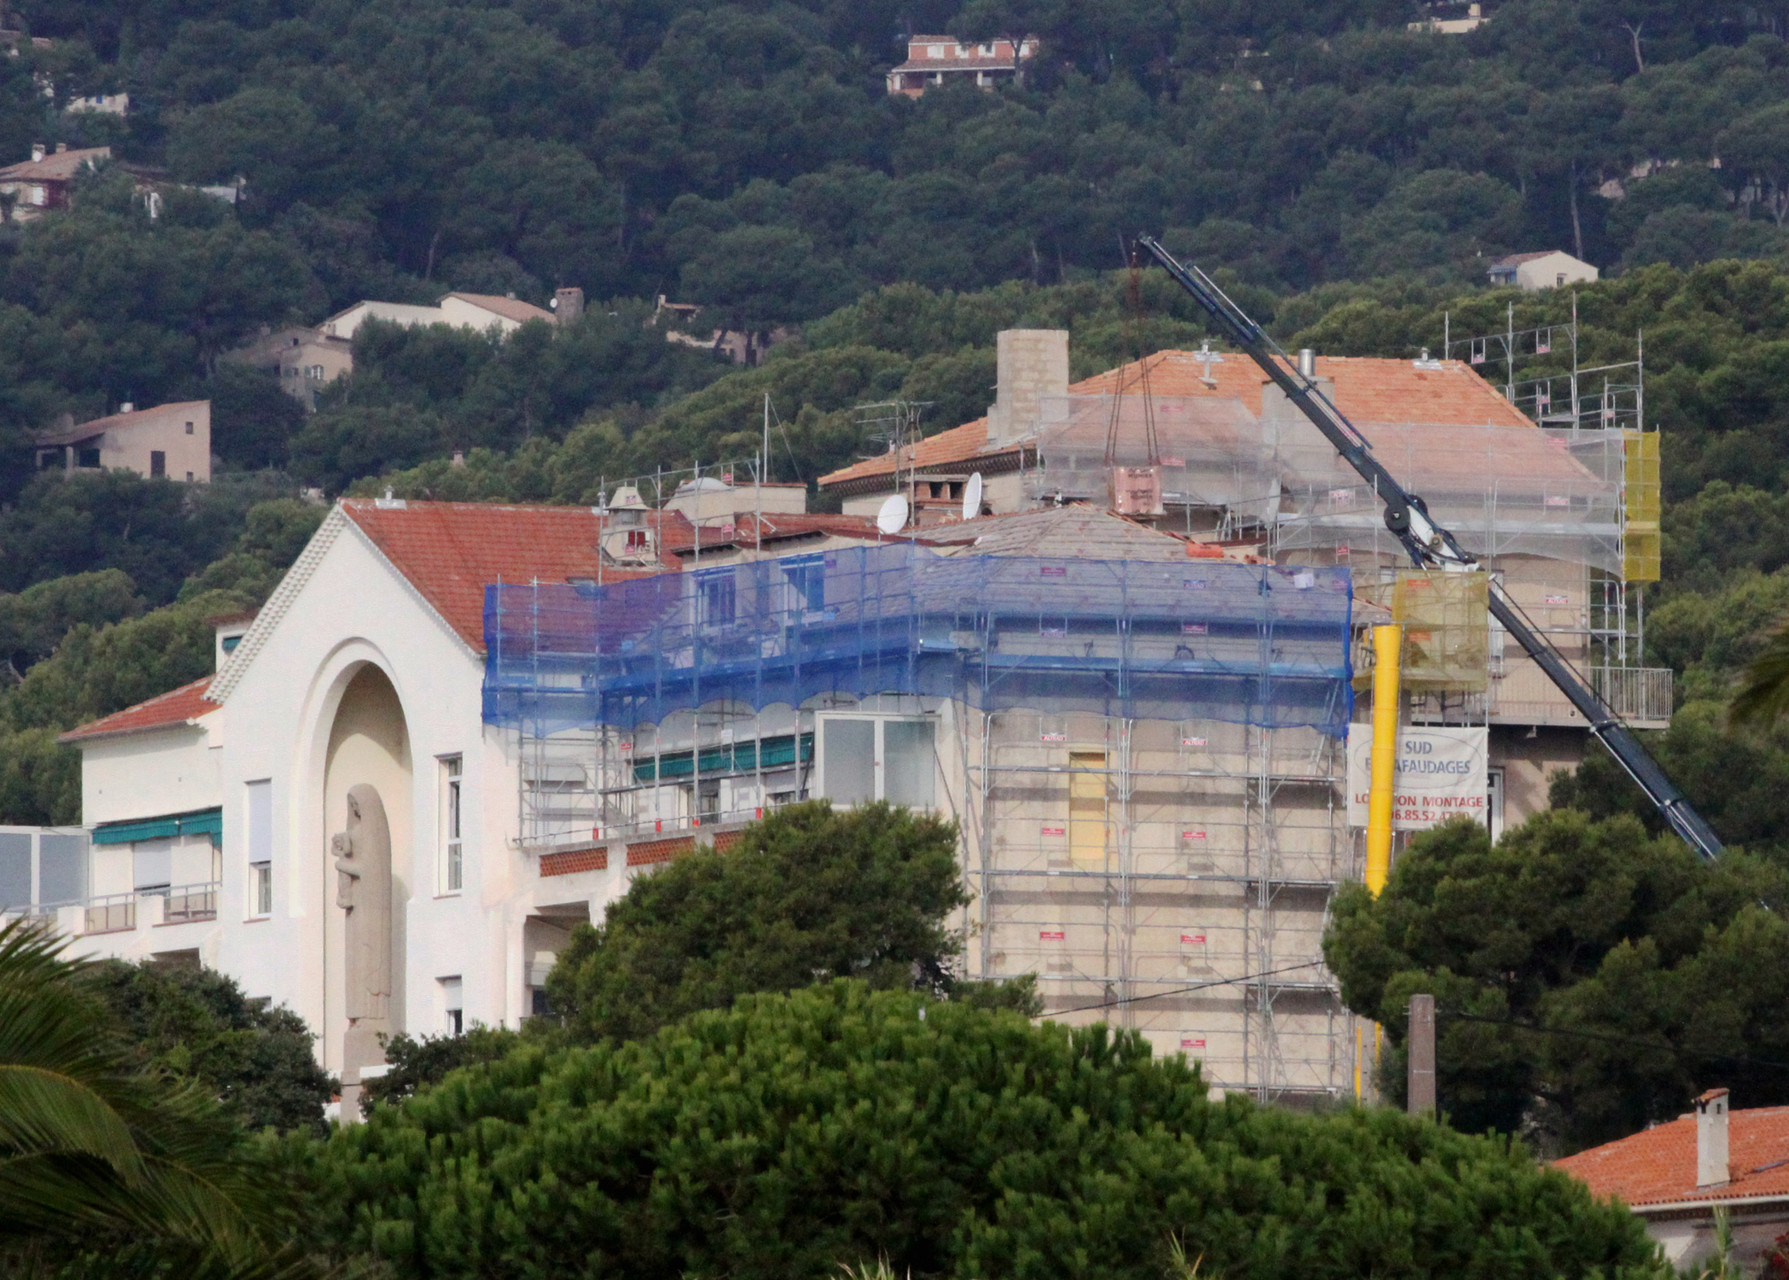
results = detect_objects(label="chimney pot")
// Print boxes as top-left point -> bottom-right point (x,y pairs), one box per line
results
29,142 -> 43,162
1297,348 -> 1316,378
1696,1087 -> 1731,1188
118,401 -> 133,414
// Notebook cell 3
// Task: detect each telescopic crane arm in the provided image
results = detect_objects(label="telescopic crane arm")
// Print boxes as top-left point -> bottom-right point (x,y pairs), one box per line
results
1135,236 -> 1724,860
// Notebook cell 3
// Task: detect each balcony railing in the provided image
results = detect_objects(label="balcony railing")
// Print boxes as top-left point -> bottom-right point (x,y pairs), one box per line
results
84,892 -> 136,934
79,881 -> 220,935
1590,666 -> 1674,728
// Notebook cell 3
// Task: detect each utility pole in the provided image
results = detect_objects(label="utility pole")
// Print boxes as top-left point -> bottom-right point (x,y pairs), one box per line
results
1408,993 -> 1436,1119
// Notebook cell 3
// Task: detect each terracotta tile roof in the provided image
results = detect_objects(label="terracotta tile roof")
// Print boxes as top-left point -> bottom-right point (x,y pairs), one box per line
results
820,417 -> 1001,490
340,500 -> 682,650
35,401 -> 208,447
659,512 -> 890,554
818,352 -> 1531,491
1555,1104 -> 1789,1209
1491,250 -> 1568,269
60,676 -> 217,743
892,55 -> 1021,71
0,145 -> 110,182
444,292 -> 555,325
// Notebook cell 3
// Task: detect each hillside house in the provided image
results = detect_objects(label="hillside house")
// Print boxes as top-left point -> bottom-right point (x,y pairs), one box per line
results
1487,250 -> 1598,290
0,143 -> 109,222
225,327 -> 356,410
319,292 -> 555,342
34,400 -> 211,483
886,34 -> 1038,97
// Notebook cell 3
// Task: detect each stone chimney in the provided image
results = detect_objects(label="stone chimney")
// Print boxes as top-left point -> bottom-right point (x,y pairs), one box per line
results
554,287 -> 584,324
54,141 -> 65,153
985,329 -> 1068,448
1696,1088 -> 1730,1187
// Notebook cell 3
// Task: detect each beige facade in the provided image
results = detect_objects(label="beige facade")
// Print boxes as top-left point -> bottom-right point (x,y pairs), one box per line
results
35,400 -> 211,483
1488,250 -> 1599,291
226,326 -> 356,409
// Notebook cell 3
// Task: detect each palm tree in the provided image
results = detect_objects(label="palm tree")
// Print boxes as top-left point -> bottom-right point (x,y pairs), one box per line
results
1731,626 -> 1789,729
0,918 -> 312,1276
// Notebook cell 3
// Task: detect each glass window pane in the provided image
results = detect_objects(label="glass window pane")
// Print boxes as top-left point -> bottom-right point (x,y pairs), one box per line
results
0,832 -> 29,908
884,720 -> 936,808
39,833 -> 87,905
821,719 -> 875,806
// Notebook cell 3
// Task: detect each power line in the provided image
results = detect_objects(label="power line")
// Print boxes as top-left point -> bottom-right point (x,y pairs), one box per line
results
1441,1010 -> 1789,1074
1050,960 -> 1328,1018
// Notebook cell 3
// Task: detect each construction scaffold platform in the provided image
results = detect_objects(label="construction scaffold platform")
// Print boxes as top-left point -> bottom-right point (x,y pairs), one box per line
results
483,543 -> 1362,1100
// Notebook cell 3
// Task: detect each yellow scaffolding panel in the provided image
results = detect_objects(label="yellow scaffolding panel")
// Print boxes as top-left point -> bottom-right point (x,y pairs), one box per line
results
1623,430 -> 1661,584
1356,571 -> 1489,693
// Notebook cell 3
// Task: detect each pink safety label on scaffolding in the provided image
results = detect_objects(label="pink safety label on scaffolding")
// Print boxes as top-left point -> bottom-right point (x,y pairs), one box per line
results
1181,1037 -> 1206,1049
1182,736 -> 1207,746
1041,825 -> 1066,837
1039,930 -> 1065,942
1180,934 -> 1206,945
1182,829 -> 1207,841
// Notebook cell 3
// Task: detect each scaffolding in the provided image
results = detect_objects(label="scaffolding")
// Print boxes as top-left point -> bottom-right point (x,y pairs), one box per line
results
484,543 -> 1361,1100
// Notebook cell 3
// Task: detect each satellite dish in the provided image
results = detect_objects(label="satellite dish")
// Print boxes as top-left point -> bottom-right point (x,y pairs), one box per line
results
876,493 -> 910,536
962,472 -> 983,521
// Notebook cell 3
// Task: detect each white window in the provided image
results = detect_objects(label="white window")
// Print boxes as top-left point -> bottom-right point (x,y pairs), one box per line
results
440,756 -> 463,893
440,976 -> 463,1036
927,43 -> 944,57
246,779 -> 272,917
817,715 -> 936,808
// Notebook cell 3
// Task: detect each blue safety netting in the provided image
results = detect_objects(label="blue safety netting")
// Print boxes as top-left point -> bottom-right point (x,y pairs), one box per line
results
483,543 -> 1354,736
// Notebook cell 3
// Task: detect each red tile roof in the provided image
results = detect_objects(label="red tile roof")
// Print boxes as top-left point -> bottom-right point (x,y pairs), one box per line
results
444,292 -> 555,325
59,676 -> 217,743
819,351 -> 1533,490
35,400 -> 208,447
0,145 -> 110,183
1556,1105 -> 1789,1209
340,499 -> 681,650
658,512 -> 890,555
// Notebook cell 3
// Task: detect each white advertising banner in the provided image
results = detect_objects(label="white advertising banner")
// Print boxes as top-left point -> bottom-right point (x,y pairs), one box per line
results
1345,725 -> 1489,831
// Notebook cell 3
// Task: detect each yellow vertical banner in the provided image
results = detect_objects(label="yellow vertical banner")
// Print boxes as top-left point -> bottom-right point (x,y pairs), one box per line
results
1365,624 -> 1402,898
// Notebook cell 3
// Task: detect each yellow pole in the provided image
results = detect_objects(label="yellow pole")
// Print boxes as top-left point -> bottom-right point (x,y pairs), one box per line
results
1365,623 -> 1402,898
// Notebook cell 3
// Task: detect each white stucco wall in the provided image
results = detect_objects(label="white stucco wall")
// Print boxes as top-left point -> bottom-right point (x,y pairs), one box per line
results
79,721 -> 221,827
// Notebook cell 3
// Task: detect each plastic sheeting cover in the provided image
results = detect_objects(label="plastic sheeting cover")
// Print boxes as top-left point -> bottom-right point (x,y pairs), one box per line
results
483,543 -> 1354,737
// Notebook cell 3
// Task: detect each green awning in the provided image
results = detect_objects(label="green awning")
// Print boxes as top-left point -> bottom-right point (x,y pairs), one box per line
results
633,733 -> 813,784
93,807 -> 223,848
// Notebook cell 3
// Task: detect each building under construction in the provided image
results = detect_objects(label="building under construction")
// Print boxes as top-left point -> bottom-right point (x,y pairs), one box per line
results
479,321 -> 1669,1103
485,532 -> 1360,1098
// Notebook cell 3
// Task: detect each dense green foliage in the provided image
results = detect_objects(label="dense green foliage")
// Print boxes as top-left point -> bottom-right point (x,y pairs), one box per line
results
548,801 -> 1035,1042
1324,812 -> 1789,1154
87,958 -> 335,1135
0,0 -> 1787,485
0,488 -> 322,824
301,980 -> 1658,1280
358,1025 -> 521,1115
0,920 -> 312,1276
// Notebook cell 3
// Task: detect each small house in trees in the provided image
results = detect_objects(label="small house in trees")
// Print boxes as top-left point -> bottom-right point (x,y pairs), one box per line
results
1557,1089 -> 1789,1272
225,326 -> 356,411
1487,249 -> 1598,291
319,292 -> 556,341
0,143 -> 110,222
886,34 -> 1038,97
33,400 -> 211,483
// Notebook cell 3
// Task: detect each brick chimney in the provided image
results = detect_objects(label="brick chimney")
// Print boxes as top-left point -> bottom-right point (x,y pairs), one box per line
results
985,329 -> 1068,448
1696,1088 -> 1730,1187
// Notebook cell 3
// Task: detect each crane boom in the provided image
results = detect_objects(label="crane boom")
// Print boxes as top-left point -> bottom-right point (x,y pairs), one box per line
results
1136,236 -> 1723,860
